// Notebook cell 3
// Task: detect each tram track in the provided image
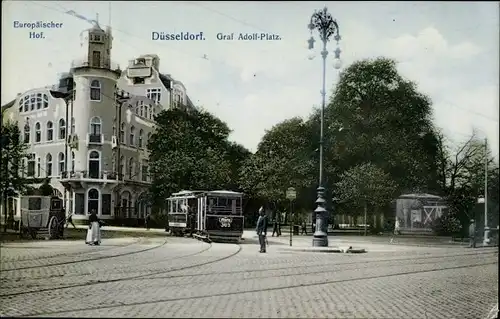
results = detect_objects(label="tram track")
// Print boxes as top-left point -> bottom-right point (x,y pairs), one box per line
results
0,243 -> 242,297
0,238 -> 168,272
0,238 -> 143,263
19,258 -> 497,317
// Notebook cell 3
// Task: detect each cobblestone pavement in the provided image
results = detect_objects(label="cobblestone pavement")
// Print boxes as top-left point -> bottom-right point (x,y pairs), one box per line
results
0,236 -> 497,318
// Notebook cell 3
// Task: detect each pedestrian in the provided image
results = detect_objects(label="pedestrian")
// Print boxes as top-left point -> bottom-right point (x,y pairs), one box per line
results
468,219 -> 476,248
390,218 -> 401,244
86,209 -> 102,246
272,214 -> 280,237
65,208 -> 76,229
301,220 -> 307,235
145,212 -> 151,230
256,207 -> 268,253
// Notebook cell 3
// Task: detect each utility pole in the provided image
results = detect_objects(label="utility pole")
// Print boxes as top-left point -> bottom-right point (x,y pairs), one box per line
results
483,137 -> 490,245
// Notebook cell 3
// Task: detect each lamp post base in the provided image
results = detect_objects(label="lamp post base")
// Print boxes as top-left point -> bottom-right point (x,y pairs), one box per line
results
483,227 -> 490,245
312,186 -> 329,247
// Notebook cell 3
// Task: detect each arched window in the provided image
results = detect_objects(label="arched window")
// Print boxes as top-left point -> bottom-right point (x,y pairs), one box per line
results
71,151 -> 75,172
88,151 -> 100,179
90,80 -> 101,101
138,129 -> 144,148
128,158 -> 134,179
43,94 -> 49,108
71,117 -> 75,134
120,191 -> 132,218
35,122 -> 41,142
47,121 -> 54,141
136,193 -> 150,218
145,106 -> 149,119
23,96 -> 29,112
120,123 -> 125,144
59,119 -> 66,140
119,156 -> 125,178
146,132 -> 151,147
87,188 -> 99,215
129,126 -> 135,146
46,153 -> 53,177
58,152 -> 65,176
140,103 -> 144,117
23,123 -> 30,143
18,99 -> 23,112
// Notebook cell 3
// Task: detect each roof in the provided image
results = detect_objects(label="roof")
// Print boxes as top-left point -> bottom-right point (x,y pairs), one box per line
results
159,73 -> 173,90
206,190 -> 243,196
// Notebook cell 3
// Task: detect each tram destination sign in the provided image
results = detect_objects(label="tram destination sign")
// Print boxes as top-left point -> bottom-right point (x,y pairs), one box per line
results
286,187 -> 296,200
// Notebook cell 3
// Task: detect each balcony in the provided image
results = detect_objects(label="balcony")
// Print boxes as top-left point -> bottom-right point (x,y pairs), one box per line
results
60,170 -> 123,189
71,59 -> 121,73
87,133 -> 103,145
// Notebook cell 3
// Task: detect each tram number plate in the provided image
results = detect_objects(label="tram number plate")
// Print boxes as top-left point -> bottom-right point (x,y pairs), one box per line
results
219,217 -> 233,228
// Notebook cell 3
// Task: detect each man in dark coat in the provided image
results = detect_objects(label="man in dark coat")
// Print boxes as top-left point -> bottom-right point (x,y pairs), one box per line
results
256,207 -> 268,253
469,219 -> 476,248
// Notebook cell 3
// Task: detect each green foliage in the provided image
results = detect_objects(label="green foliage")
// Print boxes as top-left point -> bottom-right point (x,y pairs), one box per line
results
148,108 -> 250,208
432,213 -> 462,235
239,117 -> 317,210
335,163 -> 397,209
0,121 -> 29,196
325,57 -> 440,194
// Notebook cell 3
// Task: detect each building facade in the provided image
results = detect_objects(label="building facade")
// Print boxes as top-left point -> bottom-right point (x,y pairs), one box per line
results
2,23 -> 196,223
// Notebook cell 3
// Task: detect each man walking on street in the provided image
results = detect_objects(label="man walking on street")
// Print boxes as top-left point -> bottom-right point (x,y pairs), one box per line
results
301,221 -> 307,235
256,207 -> 268,253
469,219 -> 476,248
272,212 -> 281,237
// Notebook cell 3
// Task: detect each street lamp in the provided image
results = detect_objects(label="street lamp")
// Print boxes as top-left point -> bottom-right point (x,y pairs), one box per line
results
308,7 -> 341,247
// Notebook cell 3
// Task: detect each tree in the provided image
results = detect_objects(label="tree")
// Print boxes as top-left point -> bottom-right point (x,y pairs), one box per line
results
335,163 -> 397,235
239,117 -> 318,223
324,57 -> 441,195
435,130 -> 499,233
148,108 -> 244,212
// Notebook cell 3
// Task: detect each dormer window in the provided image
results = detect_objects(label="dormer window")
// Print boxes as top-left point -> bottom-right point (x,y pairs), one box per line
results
136,58 -> 145,65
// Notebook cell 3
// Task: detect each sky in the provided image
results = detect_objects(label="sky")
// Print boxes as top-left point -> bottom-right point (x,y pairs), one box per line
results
2,1 -> 499,158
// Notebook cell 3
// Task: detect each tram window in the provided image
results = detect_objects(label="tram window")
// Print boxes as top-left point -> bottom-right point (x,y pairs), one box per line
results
28,197 -> 42,210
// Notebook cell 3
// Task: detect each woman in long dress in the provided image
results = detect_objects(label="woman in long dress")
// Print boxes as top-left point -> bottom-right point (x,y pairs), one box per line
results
86,210 -> 102,246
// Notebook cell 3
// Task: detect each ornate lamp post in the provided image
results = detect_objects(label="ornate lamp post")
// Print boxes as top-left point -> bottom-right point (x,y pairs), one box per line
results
308,7 -> 342,247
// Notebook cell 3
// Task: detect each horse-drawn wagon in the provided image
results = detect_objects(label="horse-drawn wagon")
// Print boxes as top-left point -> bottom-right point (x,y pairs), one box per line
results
18,196 -> 66,239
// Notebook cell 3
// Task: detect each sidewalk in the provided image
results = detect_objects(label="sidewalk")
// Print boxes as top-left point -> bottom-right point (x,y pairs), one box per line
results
75,224 -> 167,234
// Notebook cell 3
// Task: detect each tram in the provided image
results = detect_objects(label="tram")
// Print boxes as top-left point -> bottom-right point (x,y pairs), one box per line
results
167,190 -> 244,243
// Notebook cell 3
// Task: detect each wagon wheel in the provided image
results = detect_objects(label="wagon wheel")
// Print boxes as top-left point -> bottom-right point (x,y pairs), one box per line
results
47,216 -> 60,239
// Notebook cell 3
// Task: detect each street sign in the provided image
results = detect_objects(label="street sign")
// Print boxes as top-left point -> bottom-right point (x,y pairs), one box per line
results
286,187 -> 296,200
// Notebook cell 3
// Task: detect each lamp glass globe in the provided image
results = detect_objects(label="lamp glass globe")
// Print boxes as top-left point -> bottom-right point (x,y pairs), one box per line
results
333,58 -> 342,70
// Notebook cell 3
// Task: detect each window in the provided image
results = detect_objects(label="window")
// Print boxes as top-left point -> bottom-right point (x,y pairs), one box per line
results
36,93 -> 42,109
128,158 -> 134,179
112,119 -> 116,137
147,132 -> 151,147
23,123 -> 30,143
120,123 -> 125,143
141,160 -> 148,182
87,188 -> 99,215
88,151 -> 100,179
146,88 -> 161,104
58,153 -> 65,176
35,122 -> 41,142
75,193 -> 85,215
90,80 -> 101,101
71,152 -> 75,172
138,129 -> 144,148
120,191 -> 131,218
43,94 -> 49,108
59,119 -> 66,140
30,94 -> 35,111
92,51 -> 101,68
119,156 -> 125,178
89,117 -> 102,143
47,121 -> 54,141
37,157 -> 41,177
18,99 -> 23,112
133,78 -> 145,85
23,96 -> 29,112
129,126 -> 135,146
46,153 -> 53,177
102,194 -> 111,215
140,105 -> 144,117
71,117 -> 75,134
27,154 -> 35,177
145,105 -> 149,119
